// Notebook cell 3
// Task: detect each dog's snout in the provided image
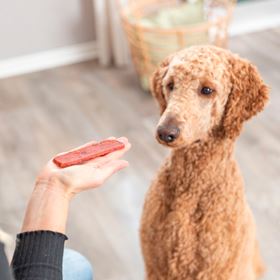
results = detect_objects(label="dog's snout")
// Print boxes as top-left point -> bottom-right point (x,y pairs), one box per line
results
157,125 -> 180,143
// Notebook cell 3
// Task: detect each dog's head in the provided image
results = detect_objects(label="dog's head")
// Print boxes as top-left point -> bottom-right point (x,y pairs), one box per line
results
151,46 -> 269,148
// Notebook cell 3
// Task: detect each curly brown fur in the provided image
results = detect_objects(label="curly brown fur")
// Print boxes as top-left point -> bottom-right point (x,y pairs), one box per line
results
140,46 -> 269,280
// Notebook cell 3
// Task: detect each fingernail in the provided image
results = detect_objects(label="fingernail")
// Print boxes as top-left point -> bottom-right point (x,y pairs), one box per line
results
118,137 -> 128,143
121,162 -> 129,169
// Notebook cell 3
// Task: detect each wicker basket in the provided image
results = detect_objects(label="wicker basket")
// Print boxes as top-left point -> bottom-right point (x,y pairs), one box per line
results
120,0 -> 235,90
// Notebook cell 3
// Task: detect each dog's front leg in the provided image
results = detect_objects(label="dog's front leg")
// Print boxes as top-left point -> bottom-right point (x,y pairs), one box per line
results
140,174 -> 170,280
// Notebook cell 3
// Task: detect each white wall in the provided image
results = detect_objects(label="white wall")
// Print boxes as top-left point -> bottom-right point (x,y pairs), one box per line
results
0,0 -> 95,60
0,0 -> 279,79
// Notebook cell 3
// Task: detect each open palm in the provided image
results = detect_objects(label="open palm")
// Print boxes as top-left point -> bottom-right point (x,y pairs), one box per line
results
36,137 -> 131,197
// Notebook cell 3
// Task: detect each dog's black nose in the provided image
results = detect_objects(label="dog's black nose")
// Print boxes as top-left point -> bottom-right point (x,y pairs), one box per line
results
157,125 -> 180,143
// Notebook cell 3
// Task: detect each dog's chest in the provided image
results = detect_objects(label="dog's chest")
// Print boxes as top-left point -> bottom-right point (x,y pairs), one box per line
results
142,185 -> 244,279
142,164 -> 244,268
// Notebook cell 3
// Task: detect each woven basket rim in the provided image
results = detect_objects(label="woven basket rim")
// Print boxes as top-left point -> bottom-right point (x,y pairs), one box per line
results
120,1 -> 235,34
122,14 -> 231,34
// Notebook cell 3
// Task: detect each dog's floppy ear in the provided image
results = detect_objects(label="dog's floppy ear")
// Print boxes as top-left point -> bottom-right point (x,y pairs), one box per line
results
150,54 -> 174,114
221,56 -> 269,139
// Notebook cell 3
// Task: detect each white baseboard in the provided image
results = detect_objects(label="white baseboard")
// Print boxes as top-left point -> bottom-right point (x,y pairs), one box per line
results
230,0 -> 280,36
0,41 -> 98,79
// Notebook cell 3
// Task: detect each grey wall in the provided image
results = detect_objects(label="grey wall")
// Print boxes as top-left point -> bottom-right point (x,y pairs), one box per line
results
0,0 -> 95,60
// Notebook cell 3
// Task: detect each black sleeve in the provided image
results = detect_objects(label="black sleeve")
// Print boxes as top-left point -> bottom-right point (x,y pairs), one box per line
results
0,242 -> 13,280
11,231 -> 67,280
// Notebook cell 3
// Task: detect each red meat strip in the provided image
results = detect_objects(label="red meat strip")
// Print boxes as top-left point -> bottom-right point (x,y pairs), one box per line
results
53,139 -> 125,168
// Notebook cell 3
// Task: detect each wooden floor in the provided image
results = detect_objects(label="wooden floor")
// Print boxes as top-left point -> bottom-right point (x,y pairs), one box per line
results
0,27 -> 279,280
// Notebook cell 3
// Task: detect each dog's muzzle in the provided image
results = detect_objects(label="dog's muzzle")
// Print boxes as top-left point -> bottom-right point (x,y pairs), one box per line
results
157,124 -> 180,143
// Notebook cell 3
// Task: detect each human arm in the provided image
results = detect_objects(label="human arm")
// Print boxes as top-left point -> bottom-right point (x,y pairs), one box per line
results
11,137 -> 130,279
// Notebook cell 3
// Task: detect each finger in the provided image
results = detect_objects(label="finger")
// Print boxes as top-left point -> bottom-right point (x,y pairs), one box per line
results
78,160 -> 129,189
101,160 -> 129,179
117,136 -> 128,143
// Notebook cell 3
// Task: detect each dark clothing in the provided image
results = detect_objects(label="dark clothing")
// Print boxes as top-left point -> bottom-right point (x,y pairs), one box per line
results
1,231 -> 67,280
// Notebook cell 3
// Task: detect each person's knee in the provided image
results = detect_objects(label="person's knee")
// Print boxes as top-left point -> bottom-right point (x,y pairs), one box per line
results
63,248 -> 93,280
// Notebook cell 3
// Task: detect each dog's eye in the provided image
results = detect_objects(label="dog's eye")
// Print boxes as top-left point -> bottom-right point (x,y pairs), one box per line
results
166,81 -> 174,91
200,87 -> 213,95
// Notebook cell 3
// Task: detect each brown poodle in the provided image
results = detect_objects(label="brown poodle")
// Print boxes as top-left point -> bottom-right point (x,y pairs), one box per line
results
140,46 -> 269,280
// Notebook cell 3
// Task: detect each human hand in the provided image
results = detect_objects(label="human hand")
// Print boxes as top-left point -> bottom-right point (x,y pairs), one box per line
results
35,137 -> 131,199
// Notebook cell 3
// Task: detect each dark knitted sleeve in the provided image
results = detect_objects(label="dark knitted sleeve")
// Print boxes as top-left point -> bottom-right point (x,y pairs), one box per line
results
11,231 -> 67,280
